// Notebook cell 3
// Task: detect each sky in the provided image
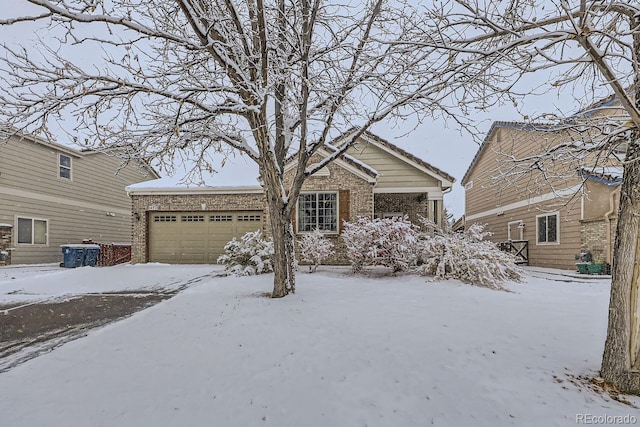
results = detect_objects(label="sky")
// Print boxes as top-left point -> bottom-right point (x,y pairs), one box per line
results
0,2 -> 581,219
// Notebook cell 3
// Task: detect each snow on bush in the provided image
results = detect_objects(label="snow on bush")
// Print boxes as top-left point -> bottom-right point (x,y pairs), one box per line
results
217,230 -> 274,276
298,229 -> 335,272
417,222 -> 523,290
342,216 -> 419,272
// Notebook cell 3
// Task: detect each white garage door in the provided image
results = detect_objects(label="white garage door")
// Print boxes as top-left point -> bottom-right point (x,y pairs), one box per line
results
148,211 -> 264,264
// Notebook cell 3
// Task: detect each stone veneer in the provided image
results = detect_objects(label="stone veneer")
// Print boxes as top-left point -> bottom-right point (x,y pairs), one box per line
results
374,193 -> 431,227
286,156 -> 375,265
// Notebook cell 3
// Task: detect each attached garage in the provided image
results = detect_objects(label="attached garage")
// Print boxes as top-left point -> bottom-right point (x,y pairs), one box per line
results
148,211 -> 264,264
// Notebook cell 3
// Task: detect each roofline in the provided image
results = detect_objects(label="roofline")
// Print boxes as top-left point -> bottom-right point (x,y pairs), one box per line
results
284,148 -> 378,183
4,128 -> 85,158
333,128 -> 455,188
126,186 -> 264,196
460,121 -> 560,185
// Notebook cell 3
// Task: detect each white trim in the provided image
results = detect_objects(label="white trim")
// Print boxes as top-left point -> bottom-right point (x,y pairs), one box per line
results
0,185 -> 131,216
295,191 -> 339,234
127,186 -> 264,196
535,211 -> 560,245
373,186 -> 442,194
58,153 -> 73,181
359,133 -> 454,187
465,185 -> 582,221
284,148 -> 377,183
15,216 -> 49,246
507,220 -> 524,241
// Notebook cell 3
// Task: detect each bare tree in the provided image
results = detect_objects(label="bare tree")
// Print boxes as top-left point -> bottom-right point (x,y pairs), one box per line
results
421,0 -> 640,393
0,0 -> 471,298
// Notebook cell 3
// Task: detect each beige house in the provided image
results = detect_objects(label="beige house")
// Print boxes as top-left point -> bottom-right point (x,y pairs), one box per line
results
127,130 -> 455,264
461,120 -> 622,271
0,132 -> 158,265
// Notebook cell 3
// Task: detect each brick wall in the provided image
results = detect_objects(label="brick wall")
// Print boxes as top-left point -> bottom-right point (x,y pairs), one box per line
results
0,225 -> 12,265
581,217 -> 618,264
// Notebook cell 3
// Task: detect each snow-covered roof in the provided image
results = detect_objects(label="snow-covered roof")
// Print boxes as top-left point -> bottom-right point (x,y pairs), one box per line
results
0,223 -> 13,228
126,163 -> 263,195
579,167 -> 623,186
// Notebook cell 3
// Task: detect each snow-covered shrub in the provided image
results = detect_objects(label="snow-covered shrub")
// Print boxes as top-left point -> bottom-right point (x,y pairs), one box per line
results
217,230 -> 274,276
298,229 -> 335,272
342,216 -> 419,272
417,222 -> 522,290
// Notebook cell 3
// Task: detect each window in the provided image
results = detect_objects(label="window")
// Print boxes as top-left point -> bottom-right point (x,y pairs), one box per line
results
237,215 -> 261,222
59,154 -> 72,180
153,215 -> 177,222
210,215 -> 233,222
181,215 -> 204,222
17,217 -> 48,245
297,192 -> 337,233
536,212 -> 559,244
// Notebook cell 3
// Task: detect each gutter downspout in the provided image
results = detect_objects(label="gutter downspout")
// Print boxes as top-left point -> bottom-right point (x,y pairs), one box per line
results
604,185 -> 621,265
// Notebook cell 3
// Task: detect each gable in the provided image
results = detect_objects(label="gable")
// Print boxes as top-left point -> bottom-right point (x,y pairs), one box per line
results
341,132 -> 454,191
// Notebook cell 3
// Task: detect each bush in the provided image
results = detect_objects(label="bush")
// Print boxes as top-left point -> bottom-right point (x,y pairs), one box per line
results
417,222 -> 523,290
217,230 -> 274,276
298,229 -> 335,272
342,216 -> 419,272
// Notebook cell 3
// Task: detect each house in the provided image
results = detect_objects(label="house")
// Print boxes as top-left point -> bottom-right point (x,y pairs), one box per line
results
461,119 -> 623,271
0,131 -> 159,265
126,130 -> 455,264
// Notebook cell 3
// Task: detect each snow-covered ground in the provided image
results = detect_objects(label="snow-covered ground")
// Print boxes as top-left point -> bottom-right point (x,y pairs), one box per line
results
0,264 -> 638,426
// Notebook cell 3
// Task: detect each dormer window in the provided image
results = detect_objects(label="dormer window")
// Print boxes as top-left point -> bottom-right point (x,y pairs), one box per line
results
59,154 -> 72,180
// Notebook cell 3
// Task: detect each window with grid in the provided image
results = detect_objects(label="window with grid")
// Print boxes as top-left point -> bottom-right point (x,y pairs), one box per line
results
297,192 -> 337,233
153,215 -> 177,222
17,217 -> 48,245
210,215 -> 233,222
237,215 -> 261,222
59,154 -> 72,180
181,215 -> 204,222
536,212 -> 559,244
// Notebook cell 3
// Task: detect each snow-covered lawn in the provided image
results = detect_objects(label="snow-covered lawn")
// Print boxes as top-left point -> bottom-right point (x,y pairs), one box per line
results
0,264 -> 638,426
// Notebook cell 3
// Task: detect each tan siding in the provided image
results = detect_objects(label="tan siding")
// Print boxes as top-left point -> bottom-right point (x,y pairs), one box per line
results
0,135 -> 156,264
0,137 -> 153,211
583,180 -> 619,220
466,201 -> 583,270
345,143 -> 439,189
1,193 -> 134,265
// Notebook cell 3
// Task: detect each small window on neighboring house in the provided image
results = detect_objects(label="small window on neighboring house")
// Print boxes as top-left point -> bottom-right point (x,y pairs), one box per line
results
464,181 -> 473,190
17,217 -> 48,245
536,212 -> 559,244
297,192 -> 338,233
59,154 -> 72,180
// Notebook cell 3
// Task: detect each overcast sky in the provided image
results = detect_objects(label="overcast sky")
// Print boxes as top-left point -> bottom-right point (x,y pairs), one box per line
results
0,3 -> 579,219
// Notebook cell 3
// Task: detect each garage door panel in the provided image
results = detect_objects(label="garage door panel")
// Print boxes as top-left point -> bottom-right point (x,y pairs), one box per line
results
149,211 -> 264,264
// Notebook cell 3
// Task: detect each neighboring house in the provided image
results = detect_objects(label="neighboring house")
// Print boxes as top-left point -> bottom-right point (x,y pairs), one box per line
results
461,119 -> 623,270
0,132 -> 159,265
127,130 -> 455,264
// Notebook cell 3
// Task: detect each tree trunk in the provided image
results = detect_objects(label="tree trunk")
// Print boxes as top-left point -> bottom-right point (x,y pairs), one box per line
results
600,138 -> 640,393
267,196 -> 297,298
